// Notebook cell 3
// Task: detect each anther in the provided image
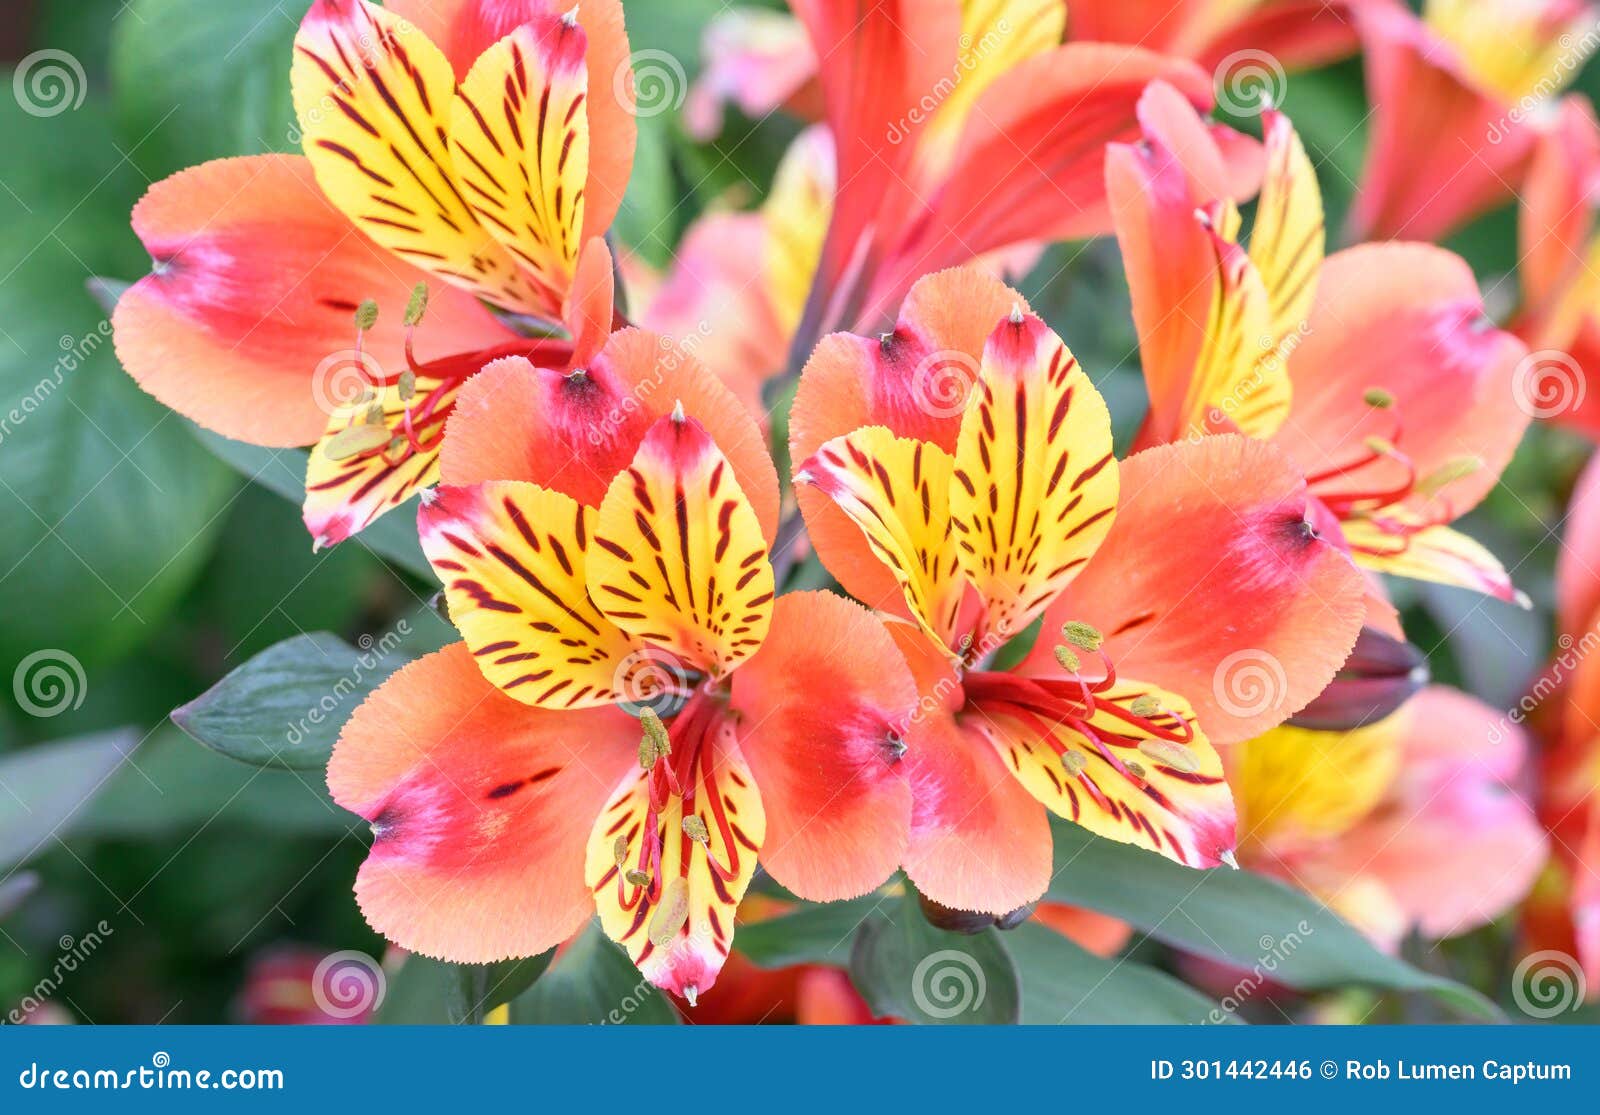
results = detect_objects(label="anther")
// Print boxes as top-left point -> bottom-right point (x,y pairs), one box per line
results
398,368 -> 417,402
1054,645 -> 1081,673
682,815 -> 709,844
648,878 -> 690,946
354,299 -> 379,331
638,707 -> 671,769
613,833 -> 630,869
1124,759 -> 1147,780
1363,435 -> 1395,456
624,869 -> 651,888
1060,749 -> 1088,776
403,282 -> 429,327
1362,387 -> 1394,409
1128,695 -> 1161,718
1060,621 -> 1103,652
1138,738 -> 1200,773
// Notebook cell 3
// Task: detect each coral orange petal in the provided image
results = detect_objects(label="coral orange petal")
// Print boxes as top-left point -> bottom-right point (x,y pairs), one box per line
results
327,642 -> 636,962
729,592 -> 916,901
1030,435 -> 1366,744
113,154 -> 510,448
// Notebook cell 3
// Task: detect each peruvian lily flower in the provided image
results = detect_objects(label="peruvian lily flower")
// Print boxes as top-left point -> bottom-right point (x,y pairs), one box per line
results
789,266 -> 1365,914
328,329 -> 917,1001
1229,686 -> 1547,950
1110,83 -> 1532,606
113,0 -> 639,546
1523,453 -> 1600,998
782,0 -> 1259,356
1349,0 -> 1597,243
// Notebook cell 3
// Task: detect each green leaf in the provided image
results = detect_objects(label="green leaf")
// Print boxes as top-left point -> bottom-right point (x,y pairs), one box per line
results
1047,820 -> 1499,1019
373,955 -> 456,1025
734,894 -> 885,969
0,870 -> 38,920
508,923 -> 678,1024
0,730 -> 140,872
450,955 -> 554,1024
170,632 -> 414,771
1006,923 -> 1235,1024
190,429 -> 433,580
110,0 -> 305,180
0,85 -> 233,670
849,891 -> 1021,1024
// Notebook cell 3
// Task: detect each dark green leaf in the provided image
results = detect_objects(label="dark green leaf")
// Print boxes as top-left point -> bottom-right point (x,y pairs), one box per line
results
0,730 -> 139,871
0,870 -> 38,920
1047,821 -> 1499,1018
508,923 -> 678,1024
450,954 -> 553,1024
734,894 -> 885,969
374,955 -> 455,1025
171,632 -> 414,770
849,891 -> 1021,1024
1006,922 -> 1235,1024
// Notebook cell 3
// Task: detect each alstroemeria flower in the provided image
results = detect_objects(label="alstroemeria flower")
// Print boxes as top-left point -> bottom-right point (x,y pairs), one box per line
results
1523,453 -> 1600,998
113,0 -> 638,545
1349,0 -> 1597,243
1111,85 -> 1531,605
328,331 -> 915,1001
1230,686 -> 1547,950
783,0 -> 1259,353
790,267 -> 1365,914
1066,0 -> 1365,71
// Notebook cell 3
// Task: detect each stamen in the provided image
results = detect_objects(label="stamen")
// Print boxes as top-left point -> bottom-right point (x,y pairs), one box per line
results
1060,749 -> 1087,776
647,878 -> 690,946
1054,645 -> 1081,673
1128,694 -> 1161,718
638,707 -> 671,769
624,869 -> 652,888
354,299 -> 379,331
398,369 -> 417,402
403,282 -> 429,327
1060,621 -> 1103,652
1139,738 -> 1200,774
681,815 -> 709,844
1124,759 -> 1147,780
1362,387 -> 1394,409
1415,455 -> 1482,499
613,834 -> 630,870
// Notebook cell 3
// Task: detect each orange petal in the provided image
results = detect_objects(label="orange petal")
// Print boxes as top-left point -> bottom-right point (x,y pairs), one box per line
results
728,592 -> 915,901
566,236 -> 617,367
327,642 -> 635,961
291,0 -> 541,312
896,628 -> 1053,916
790,267 -> 1028,616
795,428 -> 967,652
112,154 -> 508,447
440,329 -> 779,538
586,714 -> 764,999
973,679 -> 1236,867
1516,95 -> 1600,351
950,311 -> 1118,642
588,413 -> 774,678
1557,452 -> 1600,636
389,0 -> 635,242
418,481 -> 646,707
1029,435 -> 1366,744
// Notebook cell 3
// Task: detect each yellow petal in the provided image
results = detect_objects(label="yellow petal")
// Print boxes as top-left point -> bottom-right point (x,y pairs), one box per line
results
588,412 -> 774,678
448,14 -> 592,318
1182,223 -> 1291,439
950,310 -> 1118,641
418,480 -> 646,708
1230,716 -> 1402,850
797,427 -> 967,653
291,0 -> 541,312
1248,110 -> 1324,355
1342,516 -> 1524,605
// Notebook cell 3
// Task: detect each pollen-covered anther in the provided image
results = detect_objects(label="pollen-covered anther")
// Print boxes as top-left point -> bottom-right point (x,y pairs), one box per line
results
1124,759 -> 1147,780
1054,644 -> 1081,673
1364,435 -> 1396,457
403,282 -> 429,327
1128,694 -> 1162,718
638,707 -> 672,770
398,368 -> 417,402
681,815 -> 709,844
1362,387 -> 1395,409
613,833 -> 630,870
1060,749 -> 1088,777
353,299 -> 379,332
1138,738 -> 1200,773
1060,621 -> 1103,652
647,878 -> 690,946
1416,455 -> 1483,498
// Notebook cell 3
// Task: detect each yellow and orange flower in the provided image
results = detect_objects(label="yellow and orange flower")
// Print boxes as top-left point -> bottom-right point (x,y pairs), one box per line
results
1110,85 -> 1531,608
789,266 -> 1366,915
1230,687 -> 1547,950
328,329 -> 917,1001
1349,0 -> 1596,243
113,0 -> 637,545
